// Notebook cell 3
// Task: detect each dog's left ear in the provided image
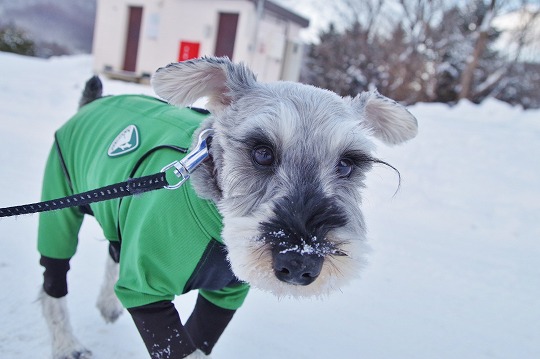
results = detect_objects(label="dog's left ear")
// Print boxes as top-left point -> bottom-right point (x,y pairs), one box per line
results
151,56 -> 257,113
349,90 -> 418,145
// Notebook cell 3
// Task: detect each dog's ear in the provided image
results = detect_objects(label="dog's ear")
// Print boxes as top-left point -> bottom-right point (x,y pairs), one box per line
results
349,90 -> 418,145
152,56 -> 257,113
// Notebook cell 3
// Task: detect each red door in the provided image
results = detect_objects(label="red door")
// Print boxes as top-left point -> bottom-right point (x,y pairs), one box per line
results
215,13 -> 239,60
123,6 -> 143,72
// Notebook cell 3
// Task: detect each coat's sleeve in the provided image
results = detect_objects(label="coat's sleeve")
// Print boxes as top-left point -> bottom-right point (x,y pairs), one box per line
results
199,282 -> 250,310
128,300 -> 197,358
128,286 -> 248,357
114,184 -> 209,309
185,283 -> 249,354
185,293 -> 237,355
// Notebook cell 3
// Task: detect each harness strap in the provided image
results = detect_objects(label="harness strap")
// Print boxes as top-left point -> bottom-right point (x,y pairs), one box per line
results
0,172 -> 168,218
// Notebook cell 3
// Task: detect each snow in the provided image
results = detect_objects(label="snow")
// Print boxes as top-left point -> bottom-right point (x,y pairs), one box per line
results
1,53 -> 539,359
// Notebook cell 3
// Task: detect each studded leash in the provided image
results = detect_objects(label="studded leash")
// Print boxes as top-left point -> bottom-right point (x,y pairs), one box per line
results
0,129 -> 213,218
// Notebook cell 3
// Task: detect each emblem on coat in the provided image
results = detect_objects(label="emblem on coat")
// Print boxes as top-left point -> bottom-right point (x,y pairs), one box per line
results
108,125 -> 139,157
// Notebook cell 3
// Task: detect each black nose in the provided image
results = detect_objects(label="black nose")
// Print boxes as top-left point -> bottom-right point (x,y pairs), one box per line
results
273,251 -> 324,286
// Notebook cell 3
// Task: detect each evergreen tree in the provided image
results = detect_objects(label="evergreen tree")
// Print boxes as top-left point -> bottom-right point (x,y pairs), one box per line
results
0,23 -> 36,56
301,0 -> 538,108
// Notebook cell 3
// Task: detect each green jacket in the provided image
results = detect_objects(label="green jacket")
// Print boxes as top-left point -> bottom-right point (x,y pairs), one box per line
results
38,94 -> 248,310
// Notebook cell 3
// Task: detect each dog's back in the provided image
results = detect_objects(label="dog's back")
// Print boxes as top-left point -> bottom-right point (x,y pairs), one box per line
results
42,94 -> 209,242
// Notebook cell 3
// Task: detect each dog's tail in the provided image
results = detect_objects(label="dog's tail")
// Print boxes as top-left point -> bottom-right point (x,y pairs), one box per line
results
79,75 -> 103,108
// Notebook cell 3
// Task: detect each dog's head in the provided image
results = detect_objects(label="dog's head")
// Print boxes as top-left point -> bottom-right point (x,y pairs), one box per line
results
152,57 -> 417,297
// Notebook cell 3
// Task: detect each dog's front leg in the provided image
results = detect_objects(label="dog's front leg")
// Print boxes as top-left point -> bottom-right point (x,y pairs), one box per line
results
185,349 -> 212,359
128,300 -> 207,358
96,250 -> 123,323
185,294 -> 236,355
40,289 -> 92,359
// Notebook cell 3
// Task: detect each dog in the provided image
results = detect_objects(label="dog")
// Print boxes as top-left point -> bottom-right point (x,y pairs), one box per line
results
38,57 -> 418,359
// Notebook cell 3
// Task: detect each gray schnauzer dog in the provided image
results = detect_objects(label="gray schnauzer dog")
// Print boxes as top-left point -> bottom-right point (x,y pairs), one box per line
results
39,57 -> 417,359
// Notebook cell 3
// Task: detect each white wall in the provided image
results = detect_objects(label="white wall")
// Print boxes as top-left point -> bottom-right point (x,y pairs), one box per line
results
93,0 -> 306,82
93,0 -> 132,74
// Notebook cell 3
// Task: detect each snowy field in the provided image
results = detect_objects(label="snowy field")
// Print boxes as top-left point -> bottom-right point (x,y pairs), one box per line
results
0,52 -> 539,359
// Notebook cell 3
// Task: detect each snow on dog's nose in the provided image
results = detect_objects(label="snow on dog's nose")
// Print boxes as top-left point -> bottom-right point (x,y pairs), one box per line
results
261,185 -> 348,286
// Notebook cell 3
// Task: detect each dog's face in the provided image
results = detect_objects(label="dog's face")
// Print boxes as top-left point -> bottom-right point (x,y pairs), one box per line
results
152,57 -> 417,297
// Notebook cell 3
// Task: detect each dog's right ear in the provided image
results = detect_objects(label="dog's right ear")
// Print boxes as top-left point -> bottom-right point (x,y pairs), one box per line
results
348,90 -> 418,145
152,57 -> 257,113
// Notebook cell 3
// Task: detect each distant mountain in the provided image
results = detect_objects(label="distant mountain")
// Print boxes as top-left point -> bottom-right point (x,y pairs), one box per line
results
0,0 -> 96,55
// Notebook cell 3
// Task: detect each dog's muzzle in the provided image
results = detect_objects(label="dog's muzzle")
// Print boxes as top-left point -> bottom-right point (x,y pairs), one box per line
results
260,186 -> 349,286
272,248 -> 324,286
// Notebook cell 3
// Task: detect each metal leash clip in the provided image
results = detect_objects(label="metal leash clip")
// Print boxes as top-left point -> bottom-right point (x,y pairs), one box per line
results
161,129 -> 214,190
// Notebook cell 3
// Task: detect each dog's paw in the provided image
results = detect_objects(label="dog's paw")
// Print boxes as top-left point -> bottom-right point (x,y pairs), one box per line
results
54,347 -> 92,359
96,295 -> 124,323
185,349 -> 212,359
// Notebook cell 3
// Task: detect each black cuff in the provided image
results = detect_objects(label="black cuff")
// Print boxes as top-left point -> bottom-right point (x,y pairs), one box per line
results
185,294 -> 236,355
128,301 -> 196,359
40,255 -> 70,298
108,241 -> 121,263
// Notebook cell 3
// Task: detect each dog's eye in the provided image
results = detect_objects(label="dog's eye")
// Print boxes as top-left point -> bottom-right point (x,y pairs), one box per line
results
252,145 -> 275,166
336,158 -> 353,178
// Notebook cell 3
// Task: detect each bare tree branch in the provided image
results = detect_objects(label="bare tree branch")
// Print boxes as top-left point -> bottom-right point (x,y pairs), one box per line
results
458,0 -> 497,100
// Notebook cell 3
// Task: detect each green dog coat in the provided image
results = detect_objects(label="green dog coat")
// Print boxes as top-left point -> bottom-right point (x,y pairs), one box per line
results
38,94 -> 249,356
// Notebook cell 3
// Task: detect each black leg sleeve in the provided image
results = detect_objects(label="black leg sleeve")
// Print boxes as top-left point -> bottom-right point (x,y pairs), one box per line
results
185,294 -> 236,355
128,301 -> 197,359
40,255 -> 70,298
108,241 -> 121,263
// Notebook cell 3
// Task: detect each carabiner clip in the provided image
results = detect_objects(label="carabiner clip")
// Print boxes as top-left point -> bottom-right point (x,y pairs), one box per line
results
161,129 -> 214,190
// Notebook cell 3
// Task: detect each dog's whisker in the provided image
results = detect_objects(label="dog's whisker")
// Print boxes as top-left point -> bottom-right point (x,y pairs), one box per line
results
371,158 -> 402,196
251,243 -> 269,261
326,257 -> 345,278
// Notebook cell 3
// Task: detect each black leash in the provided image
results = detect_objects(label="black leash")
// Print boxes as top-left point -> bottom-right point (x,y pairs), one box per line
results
0,129 -> 214,219
0,173 -> 168,218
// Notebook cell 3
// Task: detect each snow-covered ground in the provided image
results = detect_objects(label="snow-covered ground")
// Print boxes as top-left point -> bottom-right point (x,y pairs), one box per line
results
0,52 -> 539,359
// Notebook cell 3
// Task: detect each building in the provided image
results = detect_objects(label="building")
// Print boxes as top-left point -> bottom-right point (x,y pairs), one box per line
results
92,0 -> 309,83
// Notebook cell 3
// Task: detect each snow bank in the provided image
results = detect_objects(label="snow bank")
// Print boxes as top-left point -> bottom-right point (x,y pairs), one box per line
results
0,53 -> 538,359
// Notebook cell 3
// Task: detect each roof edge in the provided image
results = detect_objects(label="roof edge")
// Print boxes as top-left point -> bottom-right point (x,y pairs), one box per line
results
248,0 -> 310,28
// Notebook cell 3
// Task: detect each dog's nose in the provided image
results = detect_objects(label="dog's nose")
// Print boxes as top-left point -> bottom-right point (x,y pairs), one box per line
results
273,251 -> 324,286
